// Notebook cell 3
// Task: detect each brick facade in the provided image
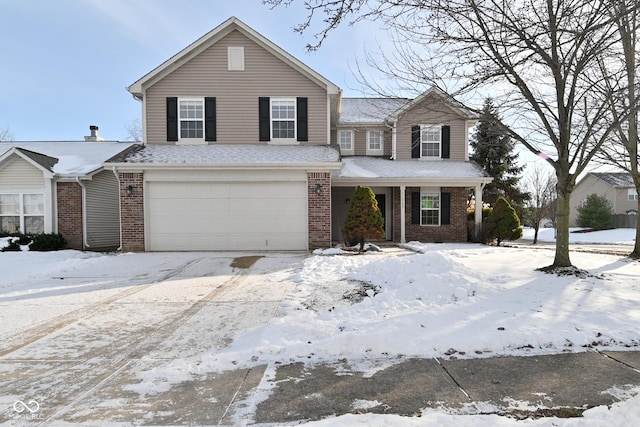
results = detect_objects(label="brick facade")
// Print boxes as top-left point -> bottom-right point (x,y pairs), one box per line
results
393,186 -> 469,243
119,172 -> 145,252
56,182 -> 84,250
308,172 -> 332,249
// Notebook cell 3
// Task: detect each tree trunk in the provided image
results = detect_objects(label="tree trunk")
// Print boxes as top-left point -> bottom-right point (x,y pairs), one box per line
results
632,197 -> 640,258
533,225 -> 539,245
552,178 -> 573,267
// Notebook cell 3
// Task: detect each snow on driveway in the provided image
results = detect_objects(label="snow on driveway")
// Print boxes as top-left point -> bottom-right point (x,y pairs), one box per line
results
0,252 -> 304,425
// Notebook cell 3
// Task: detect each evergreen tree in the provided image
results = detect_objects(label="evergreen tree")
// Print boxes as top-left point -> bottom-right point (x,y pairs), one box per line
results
470,98 -> 530,209
576,194 -> 613,229
343,186 -> 385,250
485,197 -> 523,246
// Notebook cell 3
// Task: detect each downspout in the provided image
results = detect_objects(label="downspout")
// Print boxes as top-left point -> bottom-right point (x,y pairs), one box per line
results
385,118 -> 397,160
112,166 -> 123,251
75,177 -> 90,249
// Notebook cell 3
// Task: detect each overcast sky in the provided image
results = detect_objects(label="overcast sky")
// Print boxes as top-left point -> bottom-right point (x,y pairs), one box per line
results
0,0 -> 391,141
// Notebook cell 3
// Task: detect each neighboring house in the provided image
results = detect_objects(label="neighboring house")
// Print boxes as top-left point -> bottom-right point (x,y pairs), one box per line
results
0,132 -> 135,250
570,172 -> 639,227
105,16 -> 491,252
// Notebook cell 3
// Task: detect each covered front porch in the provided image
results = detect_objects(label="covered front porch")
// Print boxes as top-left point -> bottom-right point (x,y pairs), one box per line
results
330,158 -> 492,245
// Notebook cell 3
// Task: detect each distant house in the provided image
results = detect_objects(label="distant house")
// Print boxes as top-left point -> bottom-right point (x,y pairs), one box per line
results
570,172 -> 638,227
0,133 -> 135,250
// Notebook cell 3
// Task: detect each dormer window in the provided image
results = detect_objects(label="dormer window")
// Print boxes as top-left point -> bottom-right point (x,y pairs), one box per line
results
411,124 -> 451,159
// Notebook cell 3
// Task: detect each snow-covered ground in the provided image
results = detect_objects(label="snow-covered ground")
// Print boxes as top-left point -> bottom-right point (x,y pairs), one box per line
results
1,228 -> 639,426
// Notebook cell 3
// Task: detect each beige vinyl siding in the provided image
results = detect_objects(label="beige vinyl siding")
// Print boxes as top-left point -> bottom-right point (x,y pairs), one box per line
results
333,126 -> 391,157
0,158 -> 45,189
396,95 -> 468,161
570,174 -> 638,226
145,30 -> 328,145
85,170 -> 121,250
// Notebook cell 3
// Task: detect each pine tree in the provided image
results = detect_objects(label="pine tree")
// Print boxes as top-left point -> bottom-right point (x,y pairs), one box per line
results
343,186 -> 385,250
576,194 -> 613,229
470,98 -> 530,209
485,197 -> 523,246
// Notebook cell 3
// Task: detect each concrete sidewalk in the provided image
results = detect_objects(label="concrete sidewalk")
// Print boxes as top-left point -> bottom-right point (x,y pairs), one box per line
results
252,350 -> 640,424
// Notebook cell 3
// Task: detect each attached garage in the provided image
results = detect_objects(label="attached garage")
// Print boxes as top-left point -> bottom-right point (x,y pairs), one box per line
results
146,179 -> 308,251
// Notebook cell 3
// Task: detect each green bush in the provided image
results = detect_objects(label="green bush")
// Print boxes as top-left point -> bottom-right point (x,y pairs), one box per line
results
343,186 -> 385,249
485,197 -> 523,245
0,233 -> 66,252
576,194 -> 613,229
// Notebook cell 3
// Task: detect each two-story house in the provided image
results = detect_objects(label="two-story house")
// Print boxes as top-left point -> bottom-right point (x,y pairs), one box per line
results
106,17 -> 491,252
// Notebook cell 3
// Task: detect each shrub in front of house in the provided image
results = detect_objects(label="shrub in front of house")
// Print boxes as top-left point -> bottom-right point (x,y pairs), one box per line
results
576,193 -> 613,229
484,197 -> 523,245
0,233 -> 66,252
343,186 -> 385,250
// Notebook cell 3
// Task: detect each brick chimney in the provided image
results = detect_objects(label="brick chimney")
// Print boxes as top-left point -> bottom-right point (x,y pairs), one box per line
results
84,125 -> 104,142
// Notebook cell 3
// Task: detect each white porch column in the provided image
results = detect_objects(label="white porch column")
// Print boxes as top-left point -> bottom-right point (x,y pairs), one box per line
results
400,185 -> 406,243
475,183 -> 484,241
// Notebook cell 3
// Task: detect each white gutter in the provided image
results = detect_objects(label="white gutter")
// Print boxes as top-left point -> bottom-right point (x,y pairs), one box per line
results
384,118 -> 397,160
75,177 -> 90,249
111,167 -> 123,251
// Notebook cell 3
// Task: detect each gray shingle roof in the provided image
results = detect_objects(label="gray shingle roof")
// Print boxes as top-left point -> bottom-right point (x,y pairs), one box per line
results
333,157 -> 490,180
592,172 -> 634,188
339,98 -> 409,124
114,144 -> 341,164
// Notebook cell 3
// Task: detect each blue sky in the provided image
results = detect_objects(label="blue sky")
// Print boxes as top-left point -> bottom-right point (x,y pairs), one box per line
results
0,0 -> 388,141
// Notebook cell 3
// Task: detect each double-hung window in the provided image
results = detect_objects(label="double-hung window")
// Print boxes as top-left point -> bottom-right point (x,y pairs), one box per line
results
421,124 -> 441,157
0,193 -> 44,234
367,130 -> 383,155
179,99 -> 204,140
420,192 -> 441,225
271,98 -> 296,140
629,189 -> 639,201
338,130 -> 354,155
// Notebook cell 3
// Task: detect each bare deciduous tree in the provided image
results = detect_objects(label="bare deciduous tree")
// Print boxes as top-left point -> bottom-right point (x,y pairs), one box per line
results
0,127 -> 14,142
525,165 -> 557,245
124,118 -> 142,142
267,0 -> 639,269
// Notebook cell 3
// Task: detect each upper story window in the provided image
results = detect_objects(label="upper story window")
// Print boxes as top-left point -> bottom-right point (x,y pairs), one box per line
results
258,97 -> 308,143
179,99 -> 204,139
367,130 -> 384,155
271,98 -> 296,140
338,130 -> 354,155
420,124 -> 441,157
412,124 -> 450,159
166,97 -> 216,143
0,193 -> 44,234
629,189 -> 639,201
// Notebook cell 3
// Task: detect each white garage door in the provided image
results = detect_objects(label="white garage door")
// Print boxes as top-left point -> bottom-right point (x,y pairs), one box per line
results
147,181 -> 308,251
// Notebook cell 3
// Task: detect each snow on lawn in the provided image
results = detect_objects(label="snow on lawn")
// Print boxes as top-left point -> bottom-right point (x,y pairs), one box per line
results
522,227 -> 636,245
2,231 -> 639,426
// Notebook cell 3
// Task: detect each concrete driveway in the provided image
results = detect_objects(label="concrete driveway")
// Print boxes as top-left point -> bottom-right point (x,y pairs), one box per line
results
0,252 -> 304,425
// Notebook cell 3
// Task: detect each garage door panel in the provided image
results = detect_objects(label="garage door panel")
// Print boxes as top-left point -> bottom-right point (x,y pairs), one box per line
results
147,181 -> 308,251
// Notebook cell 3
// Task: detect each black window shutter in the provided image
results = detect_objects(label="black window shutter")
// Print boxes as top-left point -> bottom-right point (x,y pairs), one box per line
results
442,125 -> 450,158
166,97 -> 178,141
259,97 -> 270,141
441,192 -> 451,225
411,125 -> 421,158
411,192 -> 421,224
297,97 -> 308,142
204,97 -> 216,142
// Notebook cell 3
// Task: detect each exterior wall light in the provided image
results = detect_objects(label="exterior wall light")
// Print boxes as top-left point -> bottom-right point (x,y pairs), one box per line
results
125,185 -> 134,196
315,183 -> 322,195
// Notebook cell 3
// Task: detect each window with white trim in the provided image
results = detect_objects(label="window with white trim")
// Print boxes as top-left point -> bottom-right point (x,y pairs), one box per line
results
367,130 -> 383,155
421,192 -> 440,225
338,130 -> 354,154
0,193 -> 44,234
421,124 -> 441,157
179,98 -> 204,139
629,189 -> 638,201
271,98 -> 296,140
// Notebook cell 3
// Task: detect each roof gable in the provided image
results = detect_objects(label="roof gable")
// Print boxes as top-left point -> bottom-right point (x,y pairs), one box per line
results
0,147 -> 58,177
388,87 -> 478,121
127,17 -> 340,97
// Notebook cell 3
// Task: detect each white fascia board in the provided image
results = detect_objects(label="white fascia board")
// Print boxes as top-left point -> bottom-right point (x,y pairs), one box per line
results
331,176 -> 493,187
105,162 -> 343,172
